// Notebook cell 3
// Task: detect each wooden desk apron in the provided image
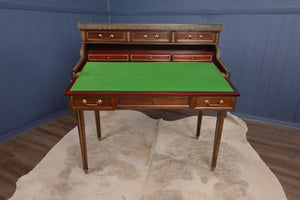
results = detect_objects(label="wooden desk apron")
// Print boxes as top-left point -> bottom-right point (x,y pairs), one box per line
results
64,23 -> 240,173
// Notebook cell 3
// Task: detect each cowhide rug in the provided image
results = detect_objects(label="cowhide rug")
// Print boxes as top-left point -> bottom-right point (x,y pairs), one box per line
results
9,110 -> 287,200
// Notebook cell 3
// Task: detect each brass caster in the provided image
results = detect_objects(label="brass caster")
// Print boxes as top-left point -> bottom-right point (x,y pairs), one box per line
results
84,169 -> 89,174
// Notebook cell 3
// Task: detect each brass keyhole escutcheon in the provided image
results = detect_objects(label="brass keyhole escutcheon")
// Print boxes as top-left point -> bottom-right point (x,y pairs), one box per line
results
199,35 -> 203,39
144,35 -> 148,39
188,35 -> 192,39
98,33 -> 103,39
109,34 -> 114,39
154,34 -> 159,39
152,99 -> 157,104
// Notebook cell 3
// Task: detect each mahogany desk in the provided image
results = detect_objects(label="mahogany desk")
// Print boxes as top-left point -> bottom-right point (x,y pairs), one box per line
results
65,23 -> 240,173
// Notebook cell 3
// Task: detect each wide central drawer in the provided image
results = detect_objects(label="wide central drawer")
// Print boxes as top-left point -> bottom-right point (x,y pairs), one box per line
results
117,96 -> 190,108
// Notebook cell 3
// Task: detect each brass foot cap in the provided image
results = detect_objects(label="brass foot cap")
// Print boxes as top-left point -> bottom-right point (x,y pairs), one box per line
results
84,169 -> 89,174
196,136 -> 200,140
98,137 -> 101,141
211,167 -> 215,172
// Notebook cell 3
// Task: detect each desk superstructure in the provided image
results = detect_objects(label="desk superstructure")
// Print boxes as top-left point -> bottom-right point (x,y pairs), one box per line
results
65,23 -> 240,173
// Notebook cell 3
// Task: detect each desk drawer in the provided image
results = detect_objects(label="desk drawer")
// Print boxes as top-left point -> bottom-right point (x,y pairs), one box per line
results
195,97 -> 236,110
173,55 -> 212,62
71,96 -> 113,109
88,54 -> 129,61
117,96 -> 190,108
86,31 -> 127,43
176,32 -> 216,43
131,55 -> 171,61
131,31 -> 171,43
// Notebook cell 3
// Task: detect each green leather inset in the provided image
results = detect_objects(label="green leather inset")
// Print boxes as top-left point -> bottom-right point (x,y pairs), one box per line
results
70,62 -> 234,92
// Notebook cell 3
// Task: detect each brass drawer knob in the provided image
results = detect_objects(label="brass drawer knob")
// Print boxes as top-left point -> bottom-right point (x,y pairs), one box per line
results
109,34 -> 114,39
204,100 -> 224,107
154,34 -> 159,39
82,99 -> 102,106
144,35 -> 148,39
188,35 -> 192,39
98,34 -> 103,39
199,35 -> 203,39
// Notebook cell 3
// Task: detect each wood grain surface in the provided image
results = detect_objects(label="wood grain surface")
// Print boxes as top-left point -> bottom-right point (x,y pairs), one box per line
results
0,110 -> 299,200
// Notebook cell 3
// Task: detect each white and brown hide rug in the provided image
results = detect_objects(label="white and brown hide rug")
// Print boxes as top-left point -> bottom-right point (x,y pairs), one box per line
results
9,110 -> 287,200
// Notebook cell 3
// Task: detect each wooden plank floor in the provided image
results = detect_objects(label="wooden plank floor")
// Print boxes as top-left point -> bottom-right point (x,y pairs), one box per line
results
0,110 -> 299,200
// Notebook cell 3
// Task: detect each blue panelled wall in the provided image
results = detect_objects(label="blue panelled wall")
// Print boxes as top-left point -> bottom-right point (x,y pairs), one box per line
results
0,0 -> 300,142
0,1 -> 109,141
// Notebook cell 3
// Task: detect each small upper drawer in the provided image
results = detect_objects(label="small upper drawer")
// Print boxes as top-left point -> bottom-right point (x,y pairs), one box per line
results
86,31 -> 127,43
173,55 -> 213,62
88,54 -> 129,61
195,97 -> 235,109
71,96 -> 113,109
176,32 -> 216,43
131,55 -> 171,61
131,31 -> 171,43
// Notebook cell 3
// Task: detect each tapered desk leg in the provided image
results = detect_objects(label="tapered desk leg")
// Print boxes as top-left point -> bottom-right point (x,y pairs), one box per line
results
196,111 -> 203,139
94,111 -> 101,141
211,111 -> 226,171
76,111 -> 88,173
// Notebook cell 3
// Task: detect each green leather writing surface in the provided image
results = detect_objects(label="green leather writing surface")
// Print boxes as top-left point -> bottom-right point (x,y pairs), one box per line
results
70,62 -> 234,92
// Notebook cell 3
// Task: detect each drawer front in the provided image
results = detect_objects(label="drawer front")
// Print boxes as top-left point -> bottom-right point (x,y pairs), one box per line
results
86,31 -> 127,42
131,31 -> 171,43
173,55 -> 213,62
131,55 -> 171,61
88,54 -> 129,61
176,32 -> 215,43
117,96 -> 190,108
71,96 -> 113,109
195,97 -> 235,109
